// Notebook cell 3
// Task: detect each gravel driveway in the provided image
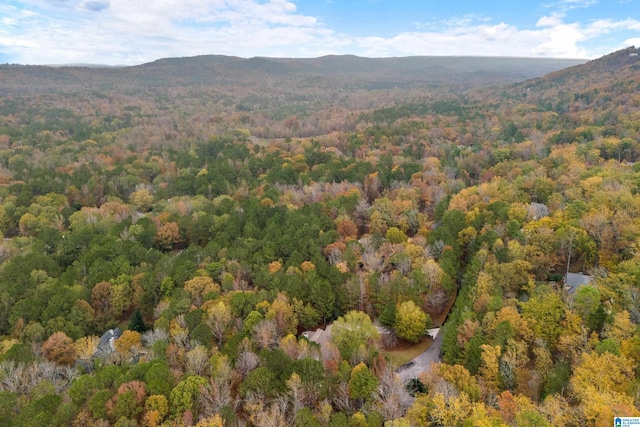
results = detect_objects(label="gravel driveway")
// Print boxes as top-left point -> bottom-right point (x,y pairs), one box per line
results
396,330 -> 443,382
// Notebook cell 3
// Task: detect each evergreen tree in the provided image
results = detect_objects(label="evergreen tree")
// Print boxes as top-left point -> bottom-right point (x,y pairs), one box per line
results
127,309 -> 146,333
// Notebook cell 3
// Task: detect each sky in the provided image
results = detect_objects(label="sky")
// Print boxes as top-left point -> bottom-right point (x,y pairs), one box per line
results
0,0 -> 639,65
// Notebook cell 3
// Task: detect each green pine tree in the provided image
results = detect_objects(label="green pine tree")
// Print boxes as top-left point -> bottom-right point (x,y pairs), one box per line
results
127,309 -> 146,333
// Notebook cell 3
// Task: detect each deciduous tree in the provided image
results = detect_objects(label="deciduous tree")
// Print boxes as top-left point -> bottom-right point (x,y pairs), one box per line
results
41,331 -> 76,366
265,293 -> 298,337
394,300 -> 430,343
348,362 -> 378,401
331,311 -> 380,363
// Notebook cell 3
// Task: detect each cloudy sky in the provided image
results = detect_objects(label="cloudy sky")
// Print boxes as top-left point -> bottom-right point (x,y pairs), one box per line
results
0,0 -> 639,65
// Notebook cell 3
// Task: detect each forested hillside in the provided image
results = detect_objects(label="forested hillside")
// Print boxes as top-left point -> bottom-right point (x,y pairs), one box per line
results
0,54 -> 582,140
0,48 -> 638,426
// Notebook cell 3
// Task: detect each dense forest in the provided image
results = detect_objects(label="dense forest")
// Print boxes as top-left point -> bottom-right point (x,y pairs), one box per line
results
0,48 -> 638,426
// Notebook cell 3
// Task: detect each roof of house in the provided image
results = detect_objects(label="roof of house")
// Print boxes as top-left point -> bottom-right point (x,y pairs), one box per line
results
303,324 -> 332,347
96,327 -> 122,354
565,273 -> 593,295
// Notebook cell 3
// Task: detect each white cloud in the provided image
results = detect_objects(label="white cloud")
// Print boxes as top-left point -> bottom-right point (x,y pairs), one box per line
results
0,0 -> 638,64
537,13 -> 566,27
364,12 -> 629,60
2,18 -> 18,26
544,0 -> 599,11
1,0 -> 328,64
581,18 -> 640,37
351,12 -> 640,59
352,23 -> 584,59
531,23 -> 587,57
625,37 -> 640,46
414,14 -> 491,31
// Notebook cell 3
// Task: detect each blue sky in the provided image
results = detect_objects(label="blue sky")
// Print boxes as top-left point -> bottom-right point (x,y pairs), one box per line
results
0,0 -> 639,65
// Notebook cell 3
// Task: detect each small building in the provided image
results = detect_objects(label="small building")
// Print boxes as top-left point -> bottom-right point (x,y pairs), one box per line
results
95,327 -> 122,357
302,323 -> 397,351
565,273 -> 593,296
302,324 -> 332,347
301,324 -> 333,360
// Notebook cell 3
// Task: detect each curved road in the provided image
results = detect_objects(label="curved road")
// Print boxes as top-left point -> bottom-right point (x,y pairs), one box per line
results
397,331 -> 443,382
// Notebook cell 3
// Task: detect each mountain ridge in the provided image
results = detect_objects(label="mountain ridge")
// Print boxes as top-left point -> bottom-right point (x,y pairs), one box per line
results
0,54 -> 587,95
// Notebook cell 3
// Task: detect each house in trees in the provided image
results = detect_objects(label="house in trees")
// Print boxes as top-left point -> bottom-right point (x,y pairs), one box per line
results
302,322 -> 396,354
95,327 -> 122,357
565,272 -> 593,296
302,324 -> 332,357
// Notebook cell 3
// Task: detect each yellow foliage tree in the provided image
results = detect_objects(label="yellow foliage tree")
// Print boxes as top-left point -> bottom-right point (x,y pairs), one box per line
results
557,310 -> 588,365
265,292 -> 298,337
206,301 -> 233,346
539,395 -> 574,427
604,310 -> 634,344
268,261 -> 282,274
142,410 -> 162,427
571,351 -> 635,398
75,335 -> 99,363
195,415 -> 224,427
129,189 -> 154,211
394,300 -> 429,343
436,363 -> 481,400
114,330 -> 142,356
300,261 -> 316,273
279,334 -> 299,359
145,394 -> 169,419
185,276 -> 220,306
155,221 -> 181,251
431,392 -> 473,426
351,412 -> 368,427
479,344 -> 502,390
405,395 -> 431,426
18,212 -> 39,236
384,418 -> 411,427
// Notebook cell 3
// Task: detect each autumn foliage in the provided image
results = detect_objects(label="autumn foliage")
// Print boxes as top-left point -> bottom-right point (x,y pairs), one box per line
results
0,48 -> 640,426
41,331 -> 76,366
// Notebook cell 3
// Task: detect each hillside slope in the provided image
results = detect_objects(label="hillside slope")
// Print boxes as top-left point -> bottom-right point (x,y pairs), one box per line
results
0,54 -> 585,94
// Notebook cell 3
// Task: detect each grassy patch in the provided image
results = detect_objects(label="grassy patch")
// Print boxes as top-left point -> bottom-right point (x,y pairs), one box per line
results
382,336 -> 433,367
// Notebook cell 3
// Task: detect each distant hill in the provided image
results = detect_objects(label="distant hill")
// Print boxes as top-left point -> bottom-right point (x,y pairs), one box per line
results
0,54 -> 586,95
0,53 -> 591,139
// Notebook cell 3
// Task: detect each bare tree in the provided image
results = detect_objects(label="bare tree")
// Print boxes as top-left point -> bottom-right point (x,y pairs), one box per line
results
185,345 -> 209,376
332,382 -> 353,414
142,328 -> 169,347
198,358 -> 236,418
374,369 -> 413,420
286,373 -> 305,421
235,350 -> 260,377
0,361 -> 23,393
244,393 -> 289,427
253,319 -> 279,350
